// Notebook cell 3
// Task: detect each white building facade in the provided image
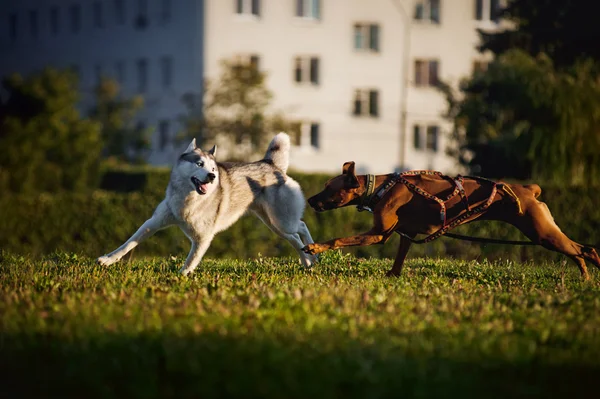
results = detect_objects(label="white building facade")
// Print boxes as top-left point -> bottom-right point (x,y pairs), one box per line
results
0,0 -> 504,173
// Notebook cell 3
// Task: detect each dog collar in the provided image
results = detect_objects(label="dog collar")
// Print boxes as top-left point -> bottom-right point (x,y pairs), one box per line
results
357,174 -> 377,212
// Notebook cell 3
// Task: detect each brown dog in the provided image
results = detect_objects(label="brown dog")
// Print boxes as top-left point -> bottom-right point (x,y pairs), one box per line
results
302,162 -> 600,280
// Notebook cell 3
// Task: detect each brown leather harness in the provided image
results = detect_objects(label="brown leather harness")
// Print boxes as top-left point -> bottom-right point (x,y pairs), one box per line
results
357,170 -> 523,244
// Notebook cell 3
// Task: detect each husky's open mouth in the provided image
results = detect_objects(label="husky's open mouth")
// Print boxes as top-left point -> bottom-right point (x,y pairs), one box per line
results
191,176 -> 209,195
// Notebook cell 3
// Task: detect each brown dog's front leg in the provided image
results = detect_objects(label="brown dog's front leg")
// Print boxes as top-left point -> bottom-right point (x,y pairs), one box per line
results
303,230 -> 390,255
385,235 -> 414,277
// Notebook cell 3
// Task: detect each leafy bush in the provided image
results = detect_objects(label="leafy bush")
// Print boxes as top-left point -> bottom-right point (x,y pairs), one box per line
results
1,167 -> 598,263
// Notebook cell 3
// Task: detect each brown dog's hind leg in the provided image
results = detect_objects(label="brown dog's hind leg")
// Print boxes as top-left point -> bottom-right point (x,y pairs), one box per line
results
513,200 -> 596,280
385,235 -> 413,277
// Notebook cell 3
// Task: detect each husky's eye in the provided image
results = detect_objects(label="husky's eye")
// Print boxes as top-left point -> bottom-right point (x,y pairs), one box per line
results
196,161 -> 204,167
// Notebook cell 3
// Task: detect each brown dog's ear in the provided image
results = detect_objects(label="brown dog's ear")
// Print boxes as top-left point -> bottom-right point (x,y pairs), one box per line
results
342,162 -> 359,188
342,161 -> 355,175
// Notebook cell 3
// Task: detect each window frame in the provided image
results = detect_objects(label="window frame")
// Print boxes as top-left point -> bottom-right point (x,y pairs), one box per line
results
296,0 -> 321,20
353,23 -> 380,52
236,0 -> 260,17
414,59 -> 440,87
414,0 -> 441,24
289,121 -> 321,149
293,56 -> 320,86
352,89 -> 380,118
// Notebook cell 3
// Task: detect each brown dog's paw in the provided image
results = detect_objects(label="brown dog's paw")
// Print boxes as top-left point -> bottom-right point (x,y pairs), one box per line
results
385,269 -> 402,278
303,243 -> 328,255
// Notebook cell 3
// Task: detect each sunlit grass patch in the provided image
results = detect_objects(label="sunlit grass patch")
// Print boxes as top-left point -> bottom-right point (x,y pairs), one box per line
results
1,251 -> 599,398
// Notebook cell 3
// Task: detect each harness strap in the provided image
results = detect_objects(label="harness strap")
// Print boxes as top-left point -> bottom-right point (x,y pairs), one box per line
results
355,170 -> 504,244
398,184 -> 499,244
500,185 -> 524,215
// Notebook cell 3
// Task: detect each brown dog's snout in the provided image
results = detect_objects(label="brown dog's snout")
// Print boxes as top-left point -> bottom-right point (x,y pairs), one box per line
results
308,194 -> 325,211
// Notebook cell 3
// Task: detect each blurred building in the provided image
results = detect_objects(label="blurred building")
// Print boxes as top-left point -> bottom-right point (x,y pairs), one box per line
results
0,0 -> 505,173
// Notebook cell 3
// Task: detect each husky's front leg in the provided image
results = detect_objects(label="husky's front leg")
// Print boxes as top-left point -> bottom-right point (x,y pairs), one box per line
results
97,201 -> 175,266
180,235 -> 214,276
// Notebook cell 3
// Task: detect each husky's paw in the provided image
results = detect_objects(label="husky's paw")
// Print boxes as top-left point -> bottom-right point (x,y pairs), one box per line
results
180,267 -> 193,276
97,255 -> 118,266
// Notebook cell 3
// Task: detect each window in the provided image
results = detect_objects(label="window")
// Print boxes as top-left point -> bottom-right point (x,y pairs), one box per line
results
354,23 -> 380,52
296,0 -> 320,19
426,126 -> 439,152
93,2 -> 104,28
353,89 -> 379,117
414,59 -> 439,87
50,7 -> 59,35
233,54 -> 260,71
290,122 -> 302,146
161,0 -> 171,22
114,0 -> 126,24
29,10 -> 38,38
475,0 -> 502,22
9,13 -> 17,42
413,125 -> 422,149
310,123 -> 320,149
414,0 -> 440,23
69,4 -> 81,33
236,0 -> 260,16
116,61 -> 125,84
414,125 -> 439,151
135,0 -> 148,28
290,121 -> 320,149
160,56 -> 173,88
136,58 -> 148,92
294,56 -> 319,85
159,120 -> 170,150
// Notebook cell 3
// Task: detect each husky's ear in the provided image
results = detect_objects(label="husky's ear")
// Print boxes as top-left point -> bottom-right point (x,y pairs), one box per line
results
207,145 -> 217,157
184,138 -> 197,153
342,162 -> 359,188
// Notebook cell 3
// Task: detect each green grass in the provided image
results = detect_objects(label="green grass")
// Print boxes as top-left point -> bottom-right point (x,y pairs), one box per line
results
1,251 -> 600,398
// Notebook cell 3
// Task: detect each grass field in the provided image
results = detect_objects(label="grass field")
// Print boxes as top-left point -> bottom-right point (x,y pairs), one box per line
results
1,251 -> 600,398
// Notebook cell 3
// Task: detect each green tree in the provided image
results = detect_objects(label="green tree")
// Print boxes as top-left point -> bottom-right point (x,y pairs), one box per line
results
442,0 -> 600,183
443,50 -> 600,183
0,68 -> 102,193
89,77 -> 149,163
181,60 -> 293,159
479,0 -> 600,70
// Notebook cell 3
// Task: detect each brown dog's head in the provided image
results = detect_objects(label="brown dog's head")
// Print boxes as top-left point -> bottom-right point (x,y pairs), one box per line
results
308,161 -> 363,212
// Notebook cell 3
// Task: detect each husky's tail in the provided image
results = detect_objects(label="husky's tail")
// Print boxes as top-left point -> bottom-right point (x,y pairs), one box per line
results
263,132 -> 291,173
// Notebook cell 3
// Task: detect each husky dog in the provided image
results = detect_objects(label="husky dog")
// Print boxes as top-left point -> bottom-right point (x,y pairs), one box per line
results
97,133 -> 317,275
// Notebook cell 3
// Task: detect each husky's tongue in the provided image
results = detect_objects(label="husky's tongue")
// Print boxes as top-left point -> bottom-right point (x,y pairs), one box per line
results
191,177 -> 208,195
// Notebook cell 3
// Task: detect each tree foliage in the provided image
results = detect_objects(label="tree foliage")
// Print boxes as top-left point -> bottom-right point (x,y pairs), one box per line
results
181,60 -> 293,159
479,0 -> 600,69
444,0 -> 600,183
0,68 -> 102,193
444,50 -> 600,183
88,77 -> 149,163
